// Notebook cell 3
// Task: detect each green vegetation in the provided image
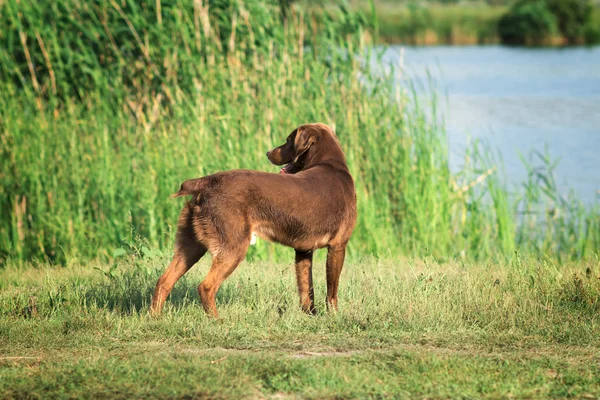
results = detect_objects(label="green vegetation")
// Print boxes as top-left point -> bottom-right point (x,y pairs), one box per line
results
585,8 -> 600,43
547,0 -> 594,43
2,0 -> 599,266
353,0 -> 600,46
498,0 -> 559,46
1,256 -> 600,397
362,2 -> 507,45
499,0 -> 599,45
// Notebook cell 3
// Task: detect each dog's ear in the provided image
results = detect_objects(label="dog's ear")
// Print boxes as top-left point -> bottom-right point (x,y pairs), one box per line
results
294,127 -> 321,159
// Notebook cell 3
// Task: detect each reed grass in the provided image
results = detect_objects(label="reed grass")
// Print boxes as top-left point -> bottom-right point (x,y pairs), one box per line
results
0,0 -> 598,265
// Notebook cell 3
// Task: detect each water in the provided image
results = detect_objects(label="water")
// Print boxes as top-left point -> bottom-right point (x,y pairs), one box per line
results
380,45 -> 600,202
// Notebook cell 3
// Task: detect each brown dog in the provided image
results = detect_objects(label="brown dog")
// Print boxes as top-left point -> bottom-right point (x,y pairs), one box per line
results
150,123 -> 357,317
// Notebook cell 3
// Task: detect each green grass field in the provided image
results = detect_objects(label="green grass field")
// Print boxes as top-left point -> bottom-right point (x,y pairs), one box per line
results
2,255 -> 600,398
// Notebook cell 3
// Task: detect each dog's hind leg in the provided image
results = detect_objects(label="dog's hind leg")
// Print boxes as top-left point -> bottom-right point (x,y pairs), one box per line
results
295,250 -> 316,315
198,246 -> 248,317
150,244 -> 206,315
325,244 -> 346,311
151,203 -> 206,315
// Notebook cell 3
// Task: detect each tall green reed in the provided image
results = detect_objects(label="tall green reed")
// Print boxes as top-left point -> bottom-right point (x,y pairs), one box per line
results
0,0 -> 597,265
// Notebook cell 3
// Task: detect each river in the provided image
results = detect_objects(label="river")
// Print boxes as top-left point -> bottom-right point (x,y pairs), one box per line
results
381,45 -> 600,202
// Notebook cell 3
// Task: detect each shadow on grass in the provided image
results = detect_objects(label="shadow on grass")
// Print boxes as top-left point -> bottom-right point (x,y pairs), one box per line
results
81,261 -> 292,316
83,266 -> 203,315
2,256 -> 298,319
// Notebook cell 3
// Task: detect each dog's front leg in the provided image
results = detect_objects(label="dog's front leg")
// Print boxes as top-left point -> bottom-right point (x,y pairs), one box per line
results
294,250 -> 316,315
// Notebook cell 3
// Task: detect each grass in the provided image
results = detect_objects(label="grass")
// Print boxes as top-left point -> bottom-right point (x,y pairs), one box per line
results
1,255 -> 600,398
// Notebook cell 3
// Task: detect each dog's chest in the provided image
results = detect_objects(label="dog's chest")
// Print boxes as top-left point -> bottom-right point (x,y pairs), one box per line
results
251,223 -> 332,250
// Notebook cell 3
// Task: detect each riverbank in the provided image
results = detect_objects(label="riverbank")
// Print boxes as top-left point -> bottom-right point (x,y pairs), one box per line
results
353,2 -> 600,46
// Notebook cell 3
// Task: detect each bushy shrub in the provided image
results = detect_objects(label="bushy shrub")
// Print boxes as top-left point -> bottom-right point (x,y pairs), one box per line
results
498,0 -> 558,46
547,0 -> 593,44
584,23 -> 600,45
499,0 -> 595,45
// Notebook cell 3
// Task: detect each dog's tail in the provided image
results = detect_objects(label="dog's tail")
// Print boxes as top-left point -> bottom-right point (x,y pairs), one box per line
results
171,177 -> 209,198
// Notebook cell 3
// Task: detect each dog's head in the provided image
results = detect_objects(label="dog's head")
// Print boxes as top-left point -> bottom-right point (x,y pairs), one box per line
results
267,123 -> 340,174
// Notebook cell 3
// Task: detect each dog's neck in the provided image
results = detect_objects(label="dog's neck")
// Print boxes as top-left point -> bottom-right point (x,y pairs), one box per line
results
304,133 -> 348,172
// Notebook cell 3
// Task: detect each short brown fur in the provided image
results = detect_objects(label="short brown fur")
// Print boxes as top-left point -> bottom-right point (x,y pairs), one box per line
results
151,123 -> 357,317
